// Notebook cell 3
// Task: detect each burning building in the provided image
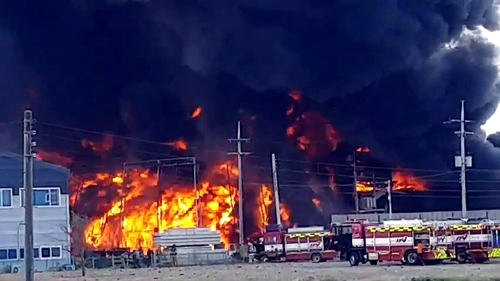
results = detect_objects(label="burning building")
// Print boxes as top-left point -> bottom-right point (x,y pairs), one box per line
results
37,134 -> 293,250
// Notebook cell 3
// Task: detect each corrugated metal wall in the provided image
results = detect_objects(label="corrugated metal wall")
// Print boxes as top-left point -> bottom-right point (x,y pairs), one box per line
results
331,209 -> 500,223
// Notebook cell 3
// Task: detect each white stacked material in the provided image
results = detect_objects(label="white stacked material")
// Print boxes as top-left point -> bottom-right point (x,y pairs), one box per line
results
177,246 -> 214,253
383,219 -> 423,227
286,226 -> 325,233
153,227 -> 221,247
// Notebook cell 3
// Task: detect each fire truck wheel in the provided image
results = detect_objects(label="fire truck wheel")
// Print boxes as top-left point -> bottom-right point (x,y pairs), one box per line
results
260,255 -> 269,263
348,252 -> 360,266
456,251 -> 468,264
404,250 -> 419,265
310,253 -> 322,263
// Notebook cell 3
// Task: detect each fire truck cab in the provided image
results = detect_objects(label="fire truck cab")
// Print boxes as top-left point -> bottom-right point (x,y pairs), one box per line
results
328,220 -> 379,263
251,225 -> 338,263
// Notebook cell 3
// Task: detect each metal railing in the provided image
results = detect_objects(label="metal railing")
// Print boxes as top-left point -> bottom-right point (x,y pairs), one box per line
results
83,251 -> 237,269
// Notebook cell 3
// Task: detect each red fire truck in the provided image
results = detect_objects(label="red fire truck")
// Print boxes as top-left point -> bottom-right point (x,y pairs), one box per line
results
251,219 -> 495,265
251,226 -> 339,263
335,219 -> 494,266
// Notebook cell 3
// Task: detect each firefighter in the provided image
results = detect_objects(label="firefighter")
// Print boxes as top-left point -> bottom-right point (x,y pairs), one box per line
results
417,242 -> 425,266
170,244 -> 178,267
144,249 -> 153,267
133,249 -> 142,268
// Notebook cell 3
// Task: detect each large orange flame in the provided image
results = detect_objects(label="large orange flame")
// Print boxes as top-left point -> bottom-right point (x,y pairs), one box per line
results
255,185 -> 291,230
39,142 -> 290,251
81,163 -> 238,249
356,181 -> 375,193
355,171 -> 427,193
67,160 -> 291,251
392,170 -> 426,191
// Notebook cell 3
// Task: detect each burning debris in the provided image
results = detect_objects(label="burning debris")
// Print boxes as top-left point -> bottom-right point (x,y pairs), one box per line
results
191,107 -> 202,118
166,139 -> 188,151
286,91 -> 340,160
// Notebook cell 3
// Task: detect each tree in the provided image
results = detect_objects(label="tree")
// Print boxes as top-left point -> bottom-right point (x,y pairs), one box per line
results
60,210 -> 89,276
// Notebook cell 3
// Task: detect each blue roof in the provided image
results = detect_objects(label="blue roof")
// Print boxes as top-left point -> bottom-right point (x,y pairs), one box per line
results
0,151 -> 71,176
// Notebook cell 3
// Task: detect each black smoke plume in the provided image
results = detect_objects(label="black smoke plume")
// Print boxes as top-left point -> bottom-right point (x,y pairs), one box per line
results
1,0 -> 500,212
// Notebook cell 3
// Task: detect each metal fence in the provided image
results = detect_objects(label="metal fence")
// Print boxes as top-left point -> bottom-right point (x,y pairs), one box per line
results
331,209 -> 500,223
158,251 -> 232,266
85,250 -> 234,269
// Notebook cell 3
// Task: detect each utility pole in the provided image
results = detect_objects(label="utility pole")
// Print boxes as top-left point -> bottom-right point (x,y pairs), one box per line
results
347,152 -> 359,213
228,121 -> 250,245
387,179 -> 393,219
444,100 -> 473,218
155,161 -> 162,232
270,153 -> 281,226
193,158 -> 200,227
23,110 -> 35,281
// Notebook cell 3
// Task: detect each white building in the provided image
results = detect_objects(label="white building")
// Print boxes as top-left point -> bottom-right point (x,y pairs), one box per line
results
0,152 -> 71,272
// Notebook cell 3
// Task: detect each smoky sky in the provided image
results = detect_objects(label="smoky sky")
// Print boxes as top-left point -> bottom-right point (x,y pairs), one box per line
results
1,0 -> 500,174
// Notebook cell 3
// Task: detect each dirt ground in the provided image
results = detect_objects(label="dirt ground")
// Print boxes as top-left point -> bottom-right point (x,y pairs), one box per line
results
2,262 -> 500,281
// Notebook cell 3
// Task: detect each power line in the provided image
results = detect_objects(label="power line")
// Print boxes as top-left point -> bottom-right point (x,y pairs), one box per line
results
34,119 -> 500,176
32,120 -> 452,173
31,134 -> 500,187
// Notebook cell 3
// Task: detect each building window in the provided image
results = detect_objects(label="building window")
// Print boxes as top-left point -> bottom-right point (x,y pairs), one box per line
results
20,248 -> 39,259
51,247 -> 61,258
21,188 -> 60,207
41,247 -> 50,258
0,248 -> 18,260
0,188 -> 12,207
40,246 -> 61,259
